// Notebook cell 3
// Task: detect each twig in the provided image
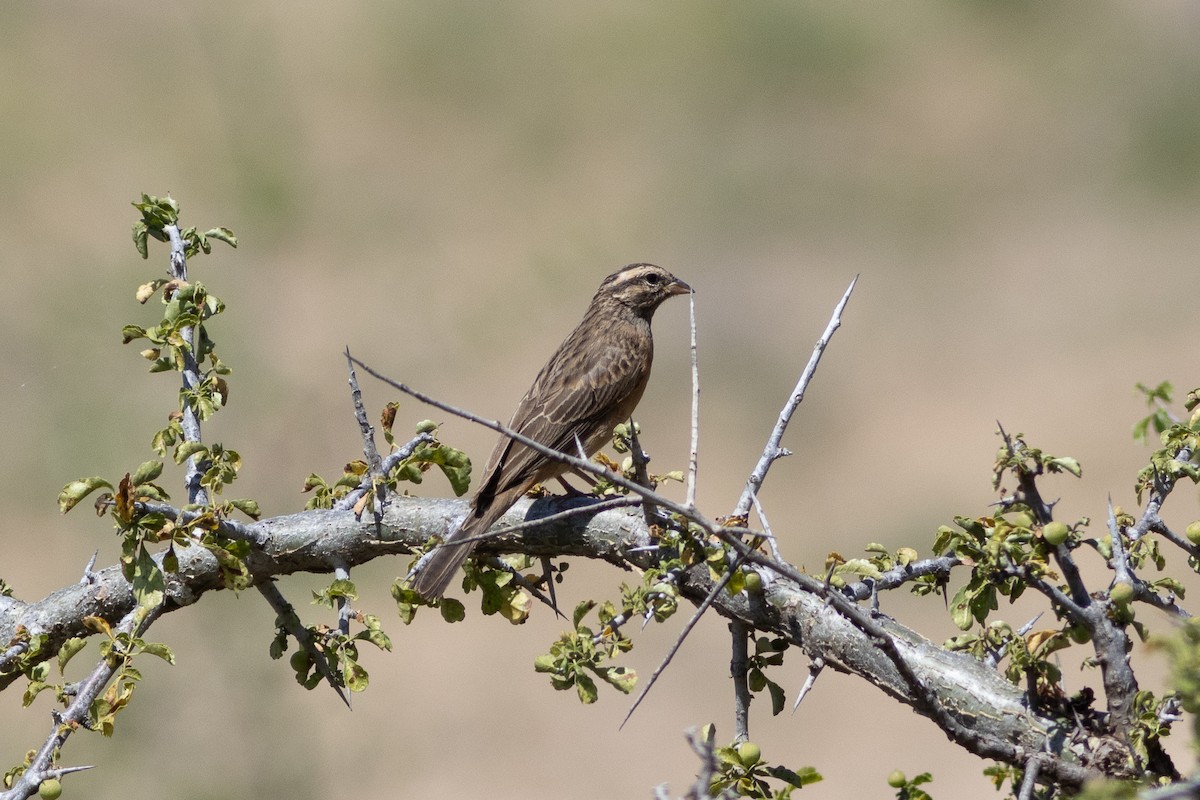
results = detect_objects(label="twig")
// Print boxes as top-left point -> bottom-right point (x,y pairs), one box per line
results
257,581 -> 350,709
344,349 -> 385,521
683,726 -> 724,800
333,433 -> 435,513
837,555 -> 960,602
1106,497 -> 1136,587
748,490 -> 784,563
628,418 -> 659,527
621,564 -> 739,729
0,606 -> 161,800
446,496 -> 642,547
135,501 -> 268,548
686,293 -> 700,510
1017,753 -> 1044,800
624,281 -> 857,733
730,621 -> 751,742
732,275 -> 857,518
162,223 -> 207,507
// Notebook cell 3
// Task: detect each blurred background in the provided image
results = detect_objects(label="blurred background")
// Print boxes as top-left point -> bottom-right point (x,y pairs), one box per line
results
2,2 -> 1199,797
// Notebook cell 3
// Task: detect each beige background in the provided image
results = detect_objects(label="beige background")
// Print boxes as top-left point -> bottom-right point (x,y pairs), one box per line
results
2,3 -> 1199,797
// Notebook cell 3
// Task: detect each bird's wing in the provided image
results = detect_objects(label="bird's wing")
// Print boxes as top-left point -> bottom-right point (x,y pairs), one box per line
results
476,336 -> 650,502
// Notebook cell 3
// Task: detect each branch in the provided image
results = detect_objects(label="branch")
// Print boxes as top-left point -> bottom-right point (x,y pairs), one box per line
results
0,605 -> 161,800
686,292 -> 700,510
732,275 -> 857,518
162,223 -> 207,507
0,497 -> 1098,787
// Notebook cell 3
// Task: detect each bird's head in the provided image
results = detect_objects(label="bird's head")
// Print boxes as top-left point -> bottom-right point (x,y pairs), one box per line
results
597,263 -> 692,317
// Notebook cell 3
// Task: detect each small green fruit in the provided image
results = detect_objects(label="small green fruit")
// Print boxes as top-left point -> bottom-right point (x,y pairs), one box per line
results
1010,511 -> 1034,529
415,419 -> 438,434
743,571 -> 763,593
1043,521 -> 1070,546
1066,624 -> 1091,644
736,741 -> 762,767
39,779 -> 63,800
1186,521 -> 1200,546
289,651 -> 309,673
886,770 -> 906,788
1110,581 -> 1135,606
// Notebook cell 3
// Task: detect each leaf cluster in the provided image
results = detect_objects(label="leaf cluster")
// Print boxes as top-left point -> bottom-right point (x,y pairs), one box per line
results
302,418 -> 471,511
131,194 -> 236,260
534,600 -> 637,704
706,726 -> 821,799
23,615 -> 173,739
267,579 -> 393,694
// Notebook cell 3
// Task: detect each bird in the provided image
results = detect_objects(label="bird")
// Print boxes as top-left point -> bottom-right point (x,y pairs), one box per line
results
409,262 -> 692,599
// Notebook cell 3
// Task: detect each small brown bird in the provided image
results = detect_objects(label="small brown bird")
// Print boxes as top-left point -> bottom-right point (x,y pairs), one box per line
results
410,263 -> 691,599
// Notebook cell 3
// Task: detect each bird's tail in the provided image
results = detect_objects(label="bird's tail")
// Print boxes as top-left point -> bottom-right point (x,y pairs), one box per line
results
408,497 -> 511,600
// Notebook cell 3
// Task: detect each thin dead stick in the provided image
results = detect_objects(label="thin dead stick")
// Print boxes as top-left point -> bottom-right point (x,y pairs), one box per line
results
749,489 -> 784,562
733,275 -> 858,518
686,293 -> 700,510
447,496 -> 642,547
344,348 -> 385,519
258,582 -> 350,709
620,563 -> 740,730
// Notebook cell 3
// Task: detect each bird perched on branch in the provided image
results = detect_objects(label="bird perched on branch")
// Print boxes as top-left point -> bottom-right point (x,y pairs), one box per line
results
409,263 -> 692,599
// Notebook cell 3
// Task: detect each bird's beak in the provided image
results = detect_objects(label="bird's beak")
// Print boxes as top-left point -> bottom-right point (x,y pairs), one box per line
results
667,277 -> 693,296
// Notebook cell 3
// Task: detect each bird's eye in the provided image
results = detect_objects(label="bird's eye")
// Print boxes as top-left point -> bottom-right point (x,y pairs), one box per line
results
643,273 -> 662,285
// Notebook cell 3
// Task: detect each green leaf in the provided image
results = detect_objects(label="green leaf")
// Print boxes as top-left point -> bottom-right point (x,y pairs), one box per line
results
439,598 -> 466,623
174,440 -> 208,465
950,581 -> 976,631
765,765 -> 822,788
131,460 -> 163,486
595,665 -> 637,694
835,558 -> 884,581
497,588 -> 532,625
58,477 -> 114,514
132,545 -> 165,610
228,498 -> 262,520
573,599 -> 596,629
343,660 -> 369,693
575,673 -> 598,704
203,227 -> 238,248
1046,456 -> 1082,478
766,678 -> 786,716
57,637 -> 87,674
534,654 -> 557,673
140,642 -> 176,664
357,616 -> 393,651
132,221 -> 149,258
121,324 -> 148,344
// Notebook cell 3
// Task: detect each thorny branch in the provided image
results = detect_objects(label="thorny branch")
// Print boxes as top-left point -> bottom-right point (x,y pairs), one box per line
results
0,494 -> 1098,788
732,274 -> 857,519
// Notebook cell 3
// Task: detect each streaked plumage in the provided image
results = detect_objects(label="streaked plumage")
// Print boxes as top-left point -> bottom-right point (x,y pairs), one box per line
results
410,263 -> 691,599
